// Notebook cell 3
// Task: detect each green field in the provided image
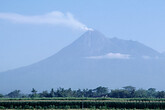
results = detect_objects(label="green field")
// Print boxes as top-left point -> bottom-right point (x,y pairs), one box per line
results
0,98 -> 165,109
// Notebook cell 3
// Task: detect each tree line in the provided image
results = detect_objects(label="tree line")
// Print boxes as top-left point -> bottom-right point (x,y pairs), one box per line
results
1,86 -> 165,98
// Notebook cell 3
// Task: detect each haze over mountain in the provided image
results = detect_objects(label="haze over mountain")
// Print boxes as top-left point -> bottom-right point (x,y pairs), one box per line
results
1,30 -> 165,93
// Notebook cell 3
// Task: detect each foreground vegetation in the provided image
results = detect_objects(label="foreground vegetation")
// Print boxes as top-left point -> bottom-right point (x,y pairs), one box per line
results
1,86 -> 165,109
0,98 -> 165,109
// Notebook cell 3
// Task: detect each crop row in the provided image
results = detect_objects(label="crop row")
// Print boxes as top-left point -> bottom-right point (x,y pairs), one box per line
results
0,101 -> 165,109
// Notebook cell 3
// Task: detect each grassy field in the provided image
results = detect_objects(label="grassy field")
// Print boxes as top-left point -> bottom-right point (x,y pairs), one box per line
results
0,98 -> 165,109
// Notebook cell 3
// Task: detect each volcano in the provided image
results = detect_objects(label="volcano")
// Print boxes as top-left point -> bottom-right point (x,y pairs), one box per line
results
1,30 -> 165,93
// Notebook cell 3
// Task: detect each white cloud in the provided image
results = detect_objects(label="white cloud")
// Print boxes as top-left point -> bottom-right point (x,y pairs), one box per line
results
0,11 -> 93,31
142,55 -> 160,60
86,53 -> 130,59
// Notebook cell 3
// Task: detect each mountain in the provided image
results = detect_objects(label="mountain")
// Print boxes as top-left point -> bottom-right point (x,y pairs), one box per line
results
1,30 -> 165,93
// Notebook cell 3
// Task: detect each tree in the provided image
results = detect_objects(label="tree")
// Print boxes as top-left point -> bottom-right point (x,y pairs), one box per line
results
123,86 -> 135,91
134,89 -> 147,98
65,88 -> 74,97
86,89 -> 93,97
31,88 -> 37,97
82,89 -> 89,97
109,89 -> 129,98
76,89 -> 83,97
123,86 -> 136,98
156,91 -> 165,98
147,88 -> 156,98
0,94 -> 3,98
93,86 -> 109,97
7,90 -> 21,98
50,88 -> 55,97
56,87 -> 66,97
39,90 -> 49,97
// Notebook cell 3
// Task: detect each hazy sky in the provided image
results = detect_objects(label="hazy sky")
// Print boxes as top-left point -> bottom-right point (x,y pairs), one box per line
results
1,0 -> 165,72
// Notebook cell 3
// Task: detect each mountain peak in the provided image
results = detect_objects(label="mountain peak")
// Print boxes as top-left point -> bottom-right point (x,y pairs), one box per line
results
78,29 -> 107,41
72,29 -> 108,46
84,29 -> 103,35
56,30 -> 110,57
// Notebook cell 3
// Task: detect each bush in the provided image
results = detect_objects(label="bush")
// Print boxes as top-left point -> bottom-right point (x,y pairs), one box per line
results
0,106 -> 5,109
